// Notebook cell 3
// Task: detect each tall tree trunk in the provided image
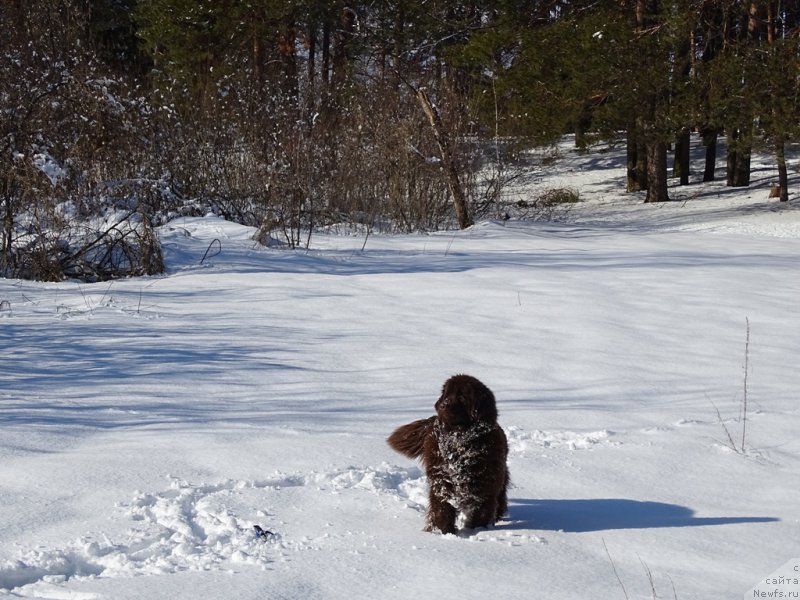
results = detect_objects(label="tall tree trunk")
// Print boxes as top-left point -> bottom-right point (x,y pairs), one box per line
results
702,129 -> 718,182
575,101 -> 593,151
1,178 -> 13,275
776,138 -> 789,202
723,4 -> 761,189
321,19 -> 330,86
393,5 -> 405,80
626,129 -> 640,192
727,128 -> 751,187
626,123 -> 648,192
645,139 -> 669,203
304,24 -> 317,135
275,18 -> 299,116
332,7 -> 355,87
306,25 -> 316,87
673,128 -> 690,185
635,0 -> 668,202
636,0 -> 656,28
416,90 -> 472,229
766,0 -> 776,43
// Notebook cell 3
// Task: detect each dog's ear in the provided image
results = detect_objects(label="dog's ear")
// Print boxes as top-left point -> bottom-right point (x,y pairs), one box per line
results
468,383 -> 497,423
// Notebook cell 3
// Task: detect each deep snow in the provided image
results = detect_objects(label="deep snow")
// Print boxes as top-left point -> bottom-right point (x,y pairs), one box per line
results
1,138 -> 799,599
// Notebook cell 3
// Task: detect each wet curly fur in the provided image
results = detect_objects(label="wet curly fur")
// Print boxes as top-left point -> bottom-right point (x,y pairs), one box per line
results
387,374 -> 509,534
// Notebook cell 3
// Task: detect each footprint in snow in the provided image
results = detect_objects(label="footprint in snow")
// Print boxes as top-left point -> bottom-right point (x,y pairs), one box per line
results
0,464 -> 425,595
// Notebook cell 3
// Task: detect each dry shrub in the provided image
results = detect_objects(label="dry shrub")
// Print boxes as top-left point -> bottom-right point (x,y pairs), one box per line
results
535,187 -> 582,206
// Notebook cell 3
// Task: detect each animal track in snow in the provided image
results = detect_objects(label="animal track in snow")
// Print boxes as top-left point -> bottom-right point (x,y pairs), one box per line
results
470,529 -> 547,547
0,464 -> 425,595
505,426 -> 616,455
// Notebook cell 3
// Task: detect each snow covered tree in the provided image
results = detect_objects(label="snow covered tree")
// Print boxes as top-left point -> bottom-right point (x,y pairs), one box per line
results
6,0 -> 800,282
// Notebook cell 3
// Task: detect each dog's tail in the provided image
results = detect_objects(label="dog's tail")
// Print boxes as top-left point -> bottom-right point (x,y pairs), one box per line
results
387,416 -> 436,459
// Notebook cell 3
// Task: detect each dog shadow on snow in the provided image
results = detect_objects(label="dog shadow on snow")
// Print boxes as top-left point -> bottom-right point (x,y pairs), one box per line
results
498,498 -> 779,533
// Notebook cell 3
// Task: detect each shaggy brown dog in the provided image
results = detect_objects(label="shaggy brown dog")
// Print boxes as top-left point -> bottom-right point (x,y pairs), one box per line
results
387,374 -> 509,534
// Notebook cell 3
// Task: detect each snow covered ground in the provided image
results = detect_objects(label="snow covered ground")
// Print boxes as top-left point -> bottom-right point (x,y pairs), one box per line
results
2,137 -> 799,599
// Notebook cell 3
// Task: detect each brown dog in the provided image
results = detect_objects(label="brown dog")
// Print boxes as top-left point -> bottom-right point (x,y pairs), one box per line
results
387,374 -> 509,534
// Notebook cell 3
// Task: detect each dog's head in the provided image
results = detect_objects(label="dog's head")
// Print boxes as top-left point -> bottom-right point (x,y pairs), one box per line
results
435,374 -> 497,429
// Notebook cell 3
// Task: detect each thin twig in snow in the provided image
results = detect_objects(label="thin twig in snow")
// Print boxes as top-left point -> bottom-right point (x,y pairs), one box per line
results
742,317 -> 750,452
603,539 -> 629,600
708,394 -> 739,453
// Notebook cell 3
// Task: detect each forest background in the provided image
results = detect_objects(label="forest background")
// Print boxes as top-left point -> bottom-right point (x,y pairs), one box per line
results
2,0 -> 799,281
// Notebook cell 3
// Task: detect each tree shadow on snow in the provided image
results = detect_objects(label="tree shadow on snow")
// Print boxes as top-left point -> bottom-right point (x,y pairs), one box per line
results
500,498 -> 778,533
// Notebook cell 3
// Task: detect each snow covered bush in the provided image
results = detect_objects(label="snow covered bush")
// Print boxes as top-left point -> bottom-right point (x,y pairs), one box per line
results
0,1 -> 167,281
